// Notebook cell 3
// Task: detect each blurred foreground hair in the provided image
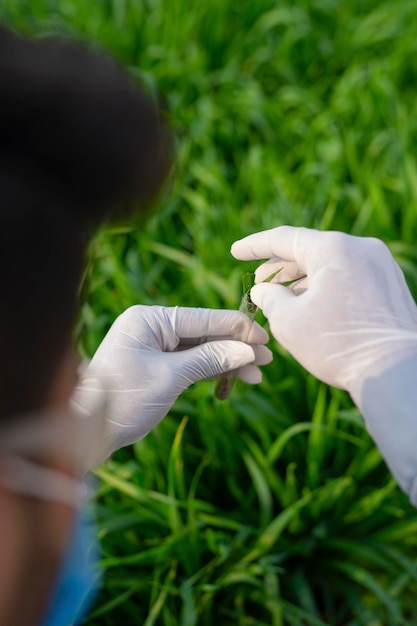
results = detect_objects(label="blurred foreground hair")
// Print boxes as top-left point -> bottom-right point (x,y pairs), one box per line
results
0,26 -> 172,418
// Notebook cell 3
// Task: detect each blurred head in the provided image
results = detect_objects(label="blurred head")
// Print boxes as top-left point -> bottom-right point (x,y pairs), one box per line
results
0,25 -> 171,419
0,25 -> 171,626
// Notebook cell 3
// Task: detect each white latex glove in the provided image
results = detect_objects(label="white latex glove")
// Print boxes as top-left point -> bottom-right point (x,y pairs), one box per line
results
73,305 -> 271,464
232,226 -> 417,393
232,226 -> 417,505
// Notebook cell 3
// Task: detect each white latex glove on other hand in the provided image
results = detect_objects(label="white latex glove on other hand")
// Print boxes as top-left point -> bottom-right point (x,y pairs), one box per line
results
232,226 -> 417,505
73,305 -> 271,465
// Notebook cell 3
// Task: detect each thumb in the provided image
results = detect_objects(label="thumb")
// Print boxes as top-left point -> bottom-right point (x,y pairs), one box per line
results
251,282 -> 296,316
174,340 -> 256,385
250,282 -> 298,341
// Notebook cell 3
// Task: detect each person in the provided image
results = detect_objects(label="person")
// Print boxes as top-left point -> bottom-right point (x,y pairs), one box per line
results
0,26 -> 271,626
231,226 -> 417,508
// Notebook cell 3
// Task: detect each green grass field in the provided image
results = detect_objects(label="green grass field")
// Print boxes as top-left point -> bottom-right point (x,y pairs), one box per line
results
2,1 -> 417,624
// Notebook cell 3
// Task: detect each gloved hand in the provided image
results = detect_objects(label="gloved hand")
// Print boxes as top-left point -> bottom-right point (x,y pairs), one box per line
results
73,305 -> 271,464
232,226 -> 417,395
232,226 -> 417,505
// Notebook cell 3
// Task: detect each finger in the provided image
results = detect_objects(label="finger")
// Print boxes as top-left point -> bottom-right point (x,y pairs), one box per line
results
233,345 -> 272,384
254,259 -> 305,284
176,344 -> 271,387
237,364 -> 262,384
251,344 -> 273,366
250,283 -> 302,347
250,282 -> 297,320
231,225 -> 319,271
173,307 -> 269,345
290,275 -> 309,296
174,340 -> 256,384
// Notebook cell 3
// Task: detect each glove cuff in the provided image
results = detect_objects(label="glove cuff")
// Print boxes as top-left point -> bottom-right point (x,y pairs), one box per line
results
350,352 -> 417,507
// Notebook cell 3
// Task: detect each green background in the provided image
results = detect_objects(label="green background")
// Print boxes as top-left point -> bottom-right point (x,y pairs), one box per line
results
2,1 -> 417,624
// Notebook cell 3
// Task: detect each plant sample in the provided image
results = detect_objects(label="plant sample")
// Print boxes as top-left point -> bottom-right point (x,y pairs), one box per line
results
215,272 -> 258,400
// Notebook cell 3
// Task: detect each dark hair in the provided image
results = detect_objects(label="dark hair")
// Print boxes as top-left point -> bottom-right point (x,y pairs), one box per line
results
0,26 -> 172,418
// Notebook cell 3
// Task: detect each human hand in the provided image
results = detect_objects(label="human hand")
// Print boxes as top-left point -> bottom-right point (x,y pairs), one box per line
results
233,226 -> 417,505
231,226 -> 417,396
73,305 -> 271,463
